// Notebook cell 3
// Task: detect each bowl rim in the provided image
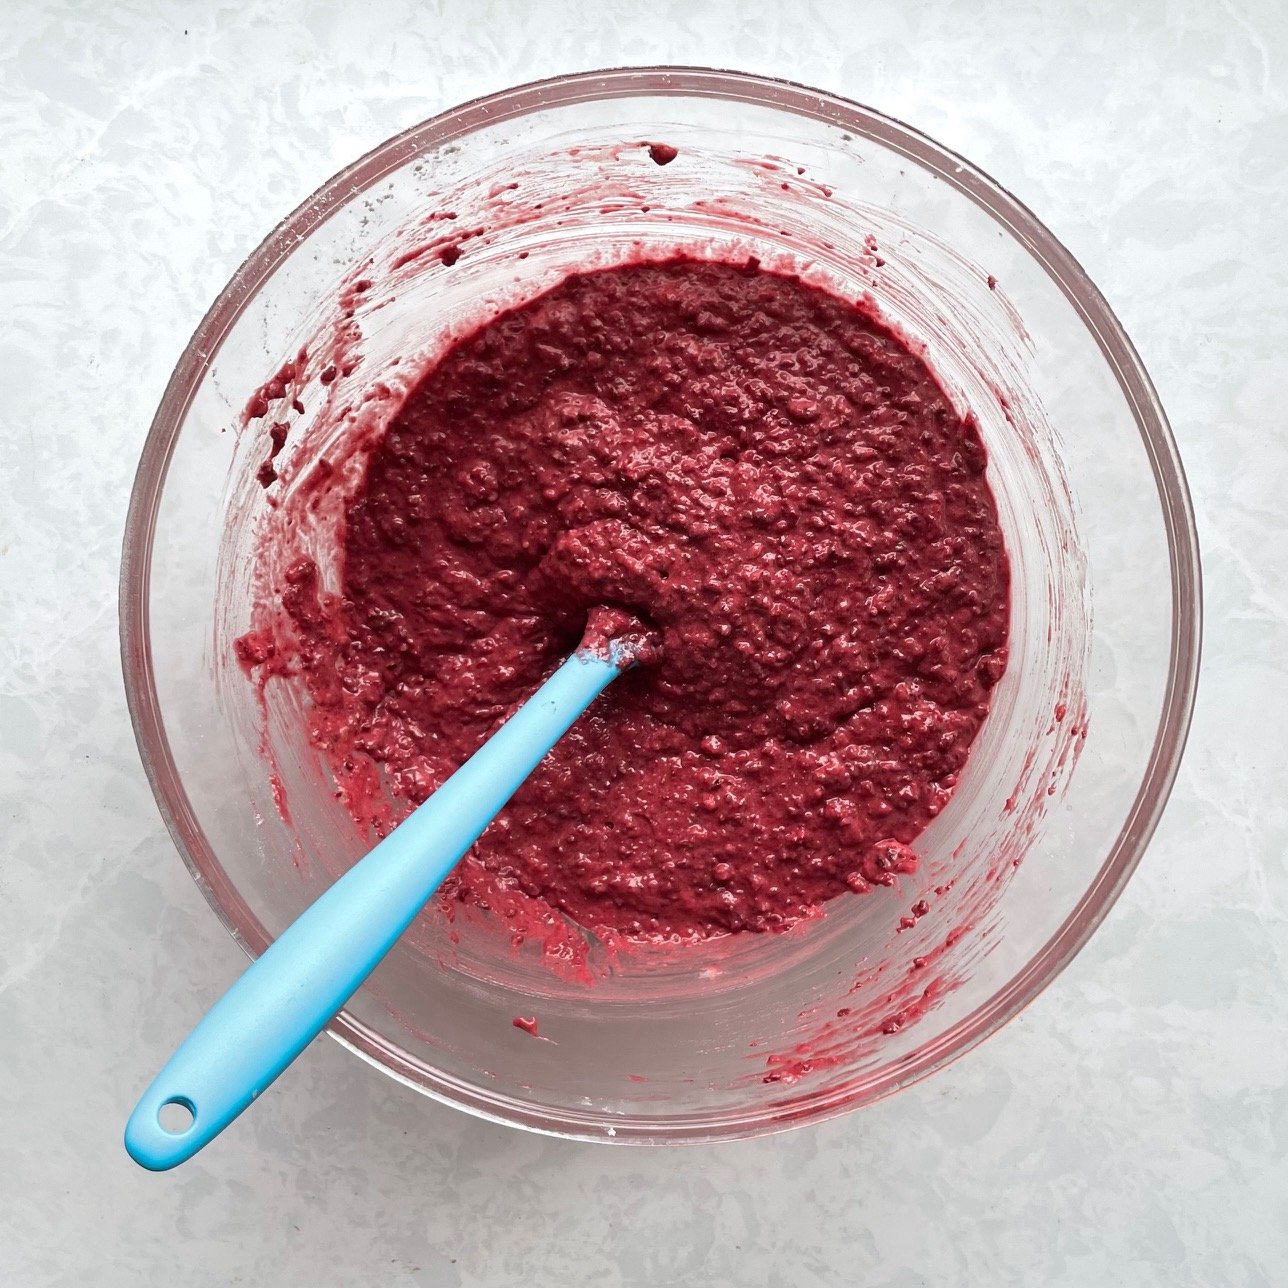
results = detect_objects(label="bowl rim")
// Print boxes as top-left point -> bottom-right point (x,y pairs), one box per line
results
120,64 -> 1203,1144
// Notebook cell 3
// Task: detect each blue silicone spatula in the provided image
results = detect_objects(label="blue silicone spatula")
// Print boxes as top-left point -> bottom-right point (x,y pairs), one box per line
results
125,628 -> 642,1171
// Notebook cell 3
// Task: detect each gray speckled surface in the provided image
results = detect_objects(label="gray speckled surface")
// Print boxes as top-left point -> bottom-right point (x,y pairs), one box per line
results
1,1 -> 1285,1284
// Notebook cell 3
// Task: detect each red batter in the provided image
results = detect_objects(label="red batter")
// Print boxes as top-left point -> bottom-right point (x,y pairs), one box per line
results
258,259 -> 1009,942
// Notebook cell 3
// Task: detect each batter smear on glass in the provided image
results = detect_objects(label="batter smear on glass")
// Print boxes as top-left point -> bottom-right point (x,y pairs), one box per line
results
252,258 -> 1010,942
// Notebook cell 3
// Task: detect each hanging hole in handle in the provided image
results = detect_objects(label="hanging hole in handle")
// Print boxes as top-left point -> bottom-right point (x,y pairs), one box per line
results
157,1097 -> 196,1134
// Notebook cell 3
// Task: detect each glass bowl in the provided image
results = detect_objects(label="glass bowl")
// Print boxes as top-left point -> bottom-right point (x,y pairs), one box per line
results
121,67 -> 1201,1143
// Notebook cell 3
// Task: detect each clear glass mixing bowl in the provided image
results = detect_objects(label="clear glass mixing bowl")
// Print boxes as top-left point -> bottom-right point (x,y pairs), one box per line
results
121,68 -> 1201,1142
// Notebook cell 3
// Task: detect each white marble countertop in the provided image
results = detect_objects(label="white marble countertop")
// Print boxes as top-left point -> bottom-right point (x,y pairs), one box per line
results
2,1 -> 1285,1284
